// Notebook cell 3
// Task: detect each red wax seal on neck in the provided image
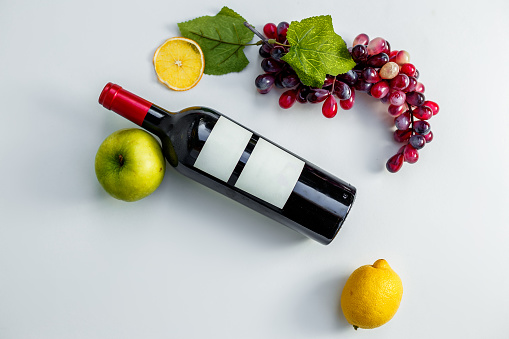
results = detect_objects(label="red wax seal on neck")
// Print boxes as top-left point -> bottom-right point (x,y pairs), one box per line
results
99,83 -> 152,126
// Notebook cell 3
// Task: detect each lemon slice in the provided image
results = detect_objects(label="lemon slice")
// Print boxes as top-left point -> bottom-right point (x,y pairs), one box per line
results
153,37 -> 205,91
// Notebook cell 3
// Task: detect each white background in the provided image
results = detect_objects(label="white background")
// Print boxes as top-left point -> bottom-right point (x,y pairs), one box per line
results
1,0 -> 508,338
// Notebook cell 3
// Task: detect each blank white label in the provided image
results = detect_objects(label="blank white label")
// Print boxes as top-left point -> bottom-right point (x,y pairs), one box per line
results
234,138 -> 304,209
193,116 -> 252,182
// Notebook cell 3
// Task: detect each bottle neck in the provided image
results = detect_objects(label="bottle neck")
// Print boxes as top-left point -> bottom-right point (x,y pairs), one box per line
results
98,83 -> 173,131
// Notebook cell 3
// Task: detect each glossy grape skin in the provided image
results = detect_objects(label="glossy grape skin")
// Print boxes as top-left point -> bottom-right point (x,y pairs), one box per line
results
416,82 -> 425,93
390,74 -> 410,91
367,53 -> 389,67
414,120 -> 431,135
296,86 -> 310,103
270,46 -> 286,60
370,81 -> 390,99
386,153 -> 404,173
353,33 -> 369,46
379,62 -> 399,80
400,63 -> 416,77
351,44 -> 369,64
322,95 -> 338,118
362,67 -> 381,83
413,106 -> 433,120
406,91 -> 425,106
333,81 -> 352,100
394,112 -> 411,130
261,58 -> 283,73
279,89 -> 297,109
394,129 -> 412,142
382,40 -> 391,55
280,72 -> 300,88
424,131 -> 434,143
337,69 -> 358,86
423,100 -> 440,115
322,75 -> 336,88
354,80 -> 373,93
255,74 -> 275,93
307,89 -> 329,103
263,23 -> 277,39
389,50 -> 399,61
403,144 -> 419,164
405,77 -> 418,92
389,90 -> 406,106
339,88 -> 355,110
409,134 -> 426,149
395,50 -> 410,65
388,104 -> 407,117
277,21 -> 289,42
367,37 -> 388,55
259,43 -> 272,58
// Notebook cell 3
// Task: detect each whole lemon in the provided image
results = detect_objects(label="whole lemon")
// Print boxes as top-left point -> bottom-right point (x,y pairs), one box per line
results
340,259 -> 403,330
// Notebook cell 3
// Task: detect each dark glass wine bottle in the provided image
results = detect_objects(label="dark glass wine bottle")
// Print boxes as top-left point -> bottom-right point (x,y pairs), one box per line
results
98,83 -> 356,245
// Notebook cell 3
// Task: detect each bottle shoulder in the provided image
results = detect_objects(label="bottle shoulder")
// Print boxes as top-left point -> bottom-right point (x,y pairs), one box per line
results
170,107 -> 222,167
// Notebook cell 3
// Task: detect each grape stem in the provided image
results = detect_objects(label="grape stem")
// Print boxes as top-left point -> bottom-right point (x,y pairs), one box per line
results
407,104 -> 415,136
267,39 -> 291,47
243,22 -> 268,43
243,22 -> 291,47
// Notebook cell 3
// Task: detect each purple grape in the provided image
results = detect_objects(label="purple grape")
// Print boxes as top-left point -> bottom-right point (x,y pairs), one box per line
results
259,43 -> 272,58
277,21 -> 289,42
406,77 -> 418,92
367,53 -> 389,67
354,80 -> 373,93
351,44 -> 368,64
280,72 -> 300,88
362,67 -> 381,84
409,134 -> 426,150
307,89 -> 330,103
270,46 -> 286,60
336,69 -> 358,86
322,75 -> 335,88
394,112 -> 411,130
261,58 -> 283,73
390,74 -> 410,90
406,91 -> 426,106
333,81 -> 352,100
255,74 -> 275,93
414,120 -> 431,135
296,86 -> 310,103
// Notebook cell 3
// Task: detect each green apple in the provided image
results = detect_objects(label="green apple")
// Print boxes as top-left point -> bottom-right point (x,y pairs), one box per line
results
95,128 -> 166,202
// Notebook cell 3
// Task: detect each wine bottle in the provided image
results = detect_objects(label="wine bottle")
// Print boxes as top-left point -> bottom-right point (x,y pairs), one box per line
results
98,83 -> 356,245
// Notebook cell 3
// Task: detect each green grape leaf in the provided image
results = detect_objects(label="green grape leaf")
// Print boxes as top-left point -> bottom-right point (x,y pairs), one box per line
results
281,15 -> 356,88
178,7 -> 254,75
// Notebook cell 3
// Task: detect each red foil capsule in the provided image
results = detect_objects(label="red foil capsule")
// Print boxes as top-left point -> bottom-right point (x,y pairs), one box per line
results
98,83 -> 152,126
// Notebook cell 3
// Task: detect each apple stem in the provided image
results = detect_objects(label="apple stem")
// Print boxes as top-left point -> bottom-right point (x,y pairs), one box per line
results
118,154 -> 124,167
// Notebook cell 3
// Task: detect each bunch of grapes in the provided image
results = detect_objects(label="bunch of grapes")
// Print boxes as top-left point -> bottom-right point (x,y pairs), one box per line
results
348,34 -> 439,172
254,22 -> 352,118
254,26 -> 439,173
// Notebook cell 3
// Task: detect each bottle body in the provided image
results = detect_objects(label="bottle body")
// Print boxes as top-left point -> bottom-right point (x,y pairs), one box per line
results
99,83 -> 356,245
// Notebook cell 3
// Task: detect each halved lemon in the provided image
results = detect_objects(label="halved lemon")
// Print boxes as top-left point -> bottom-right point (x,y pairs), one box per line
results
153,37 -> 205,91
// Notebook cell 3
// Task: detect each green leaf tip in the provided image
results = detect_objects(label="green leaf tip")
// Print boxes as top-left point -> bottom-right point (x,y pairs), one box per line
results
281,15 -> 356,88
178,7 -> 254,75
